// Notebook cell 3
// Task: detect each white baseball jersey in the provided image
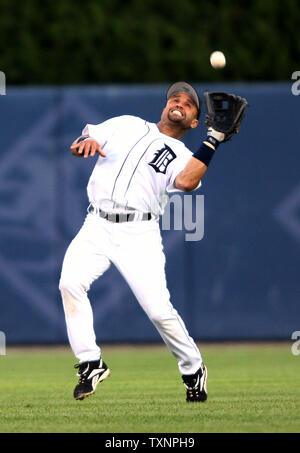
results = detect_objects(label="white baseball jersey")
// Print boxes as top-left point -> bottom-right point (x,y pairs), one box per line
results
82,115 -> 201,215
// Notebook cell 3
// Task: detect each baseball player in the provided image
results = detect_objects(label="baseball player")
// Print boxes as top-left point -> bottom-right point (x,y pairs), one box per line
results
59,82 -> 247,402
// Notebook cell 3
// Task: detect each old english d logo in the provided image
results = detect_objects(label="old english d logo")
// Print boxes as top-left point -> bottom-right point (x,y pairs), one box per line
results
149,144 -> 176,174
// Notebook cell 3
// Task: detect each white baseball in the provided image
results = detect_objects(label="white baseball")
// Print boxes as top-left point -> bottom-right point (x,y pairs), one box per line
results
210,51 -> 226,69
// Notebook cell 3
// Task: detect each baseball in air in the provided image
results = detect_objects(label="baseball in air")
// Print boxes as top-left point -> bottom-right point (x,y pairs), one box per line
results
210,51 -> 226,69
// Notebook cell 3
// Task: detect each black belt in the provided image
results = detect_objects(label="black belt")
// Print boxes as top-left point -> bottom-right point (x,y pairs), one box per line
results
88,205 -> 152,223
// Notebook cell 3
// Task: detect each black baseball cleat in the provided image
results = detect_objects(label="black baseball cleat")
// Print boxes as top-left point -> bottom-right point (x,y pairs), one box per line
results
73,358 -> 110,400
182,363 -> 208,402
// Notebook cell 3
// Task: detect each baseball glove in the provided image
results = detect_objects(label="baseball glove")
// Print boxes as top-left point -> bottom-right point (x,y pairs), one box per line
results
204,92 -> 248,142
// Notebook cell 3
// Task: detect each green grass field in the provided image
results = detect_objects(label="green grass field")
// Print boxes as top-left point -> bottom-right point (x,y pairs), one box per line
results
0,343 -> 299,433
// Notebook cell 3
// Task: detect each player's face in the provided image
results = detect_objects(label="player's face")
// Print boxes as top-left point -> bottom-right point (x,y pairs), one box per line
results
163,93 -> 199,130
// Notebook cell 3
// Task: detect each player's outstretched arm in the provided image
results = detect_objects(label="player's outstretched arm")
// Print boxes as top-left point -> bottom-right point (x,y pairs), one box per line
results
174,128 -> 224,192
70,135 -> 106,159
175,91 -> 248,191
174,158 -> 209,192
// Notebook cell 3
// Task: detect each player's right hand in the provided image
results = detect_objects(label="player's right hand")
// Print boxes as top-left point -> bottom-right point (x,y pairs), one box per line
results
70,137 -> 106,158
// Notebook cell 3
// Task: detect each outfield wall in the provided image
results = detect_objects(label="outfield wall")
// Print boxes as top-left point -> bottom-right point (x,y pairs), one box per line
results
0,83 -> 299,343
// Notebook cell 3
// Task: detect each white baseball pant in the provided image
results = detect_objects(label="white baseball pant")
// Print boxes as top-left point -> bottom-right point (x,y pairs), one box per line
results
59,211 -> 202,375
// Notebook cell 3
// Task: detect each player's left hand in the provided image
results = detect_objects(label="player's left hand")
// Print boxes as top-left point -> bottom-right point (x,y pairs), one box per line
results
207,127 -> 225,142
204,92 -> 248,142
70,137 -> 106,158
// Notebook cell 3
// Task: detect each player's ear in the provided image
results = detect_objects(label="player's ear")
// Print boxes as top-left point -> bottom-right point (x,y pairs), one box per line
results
190,118 -> 199,129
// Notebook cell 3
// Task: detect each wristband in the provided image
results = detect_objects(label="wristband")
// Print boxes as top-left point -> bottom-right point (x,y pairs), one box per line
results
193,136 -> 220,167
